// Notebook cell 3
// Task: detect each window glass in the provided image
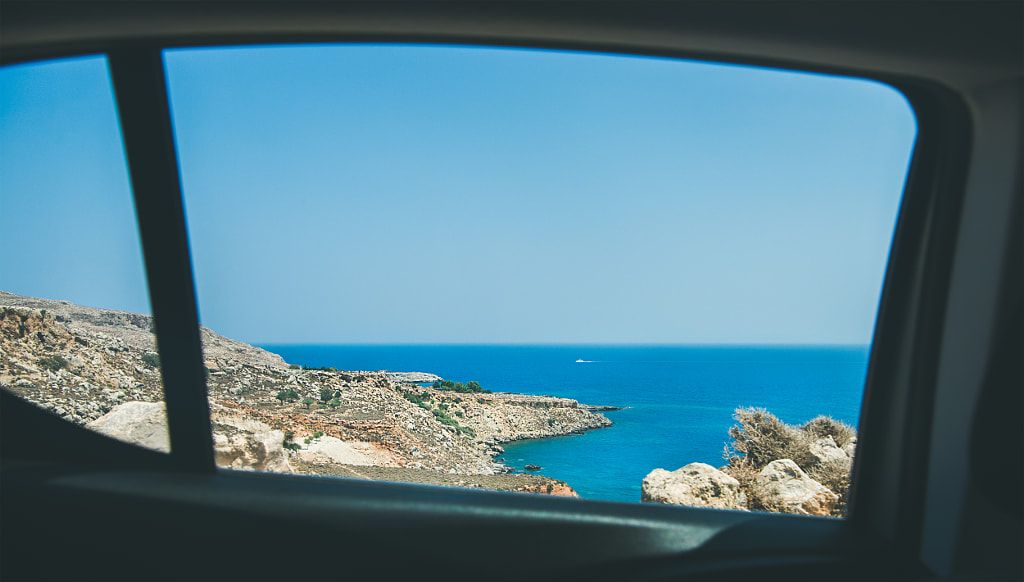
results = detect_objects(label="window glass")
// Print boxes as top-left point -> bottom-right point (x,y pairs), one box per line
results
0,55 -> 171,453
164,44 -> 916,515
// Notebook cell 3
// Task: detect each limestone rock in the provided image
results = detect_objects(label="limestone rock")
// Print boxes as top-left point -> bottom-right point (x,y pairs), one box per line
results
641,463 -> 748,510
808,436 -> 851,470
299,436 -> 397,467
213,429 -> 292,473
386,372 -> 442,384
86,401 -> 170,453
751,459 -> 838,516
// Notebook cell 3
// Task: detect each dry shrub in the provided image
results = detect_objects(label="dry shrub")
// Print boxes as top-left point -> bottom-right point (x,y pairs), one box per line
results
725,407 -> 806,469
801,415 -> 857,448
808,458 -> 852,516
723,407 -> 858,517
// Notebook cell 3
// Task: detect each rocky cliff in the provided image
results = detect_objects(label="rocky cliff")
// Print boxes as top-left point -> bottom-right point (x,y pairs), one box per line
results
0,292 -> 612,496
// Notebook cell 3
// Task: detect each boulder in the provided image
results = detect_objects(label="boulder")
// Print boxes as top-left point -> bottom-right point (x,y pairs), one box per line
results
641,463 -> 748,510
751,459 -> 838,516
807,436 -> 851,470
213,429 -> 292,473
524,464 -> 542,471
86,401 -> 170,453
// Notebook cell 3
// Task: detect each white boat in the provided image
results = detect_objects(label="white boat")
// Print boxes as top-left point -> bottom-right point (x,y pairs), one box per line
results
575,358 -> 586,363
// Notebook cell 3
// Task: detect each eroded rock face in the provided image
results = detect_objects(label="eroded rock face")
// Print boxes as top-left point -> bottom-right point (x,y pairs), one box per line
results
298,436 -> 398,467
87,401 -> 170,453
385,372 -> 441,384
751,459 -> 838,516
641,463 -> 747,510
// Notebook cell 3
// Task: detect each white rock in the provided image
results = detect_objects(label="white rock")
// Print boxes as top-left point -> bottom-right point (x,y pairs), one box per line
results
751,459 -> 838,516
86,401 -> 170,453
641,463 -> 748,510
808,436 -> 851,468
213,429 -> 292,473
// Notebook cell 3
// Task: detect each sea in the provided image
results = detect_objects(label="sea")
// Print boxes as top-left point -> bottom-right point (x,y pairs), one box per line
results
258,344 -> 869,503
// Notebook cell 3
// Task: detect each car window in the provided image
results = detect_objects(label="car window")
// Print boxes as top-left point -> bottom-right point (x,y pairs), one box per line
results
26,44 -> 916,515
0,55 -> 172,453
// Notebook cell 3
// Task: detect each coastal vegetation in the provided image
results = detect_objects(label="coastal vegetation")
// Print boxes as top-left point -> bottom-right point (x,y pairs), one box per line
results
433,379 -> 491,394
400,387 -> 476,436
37,354 -> 69,372
141,352 -> 160,368
723,407 -> 856,515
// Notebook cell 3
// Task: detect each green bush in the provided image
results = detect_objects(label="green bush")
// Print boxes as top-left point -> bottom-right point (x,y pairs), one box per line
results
435,379 -> 487,394
282,430 -> 301,450
288,364 -> 301,370
431,408 -> 474,436
37,355 -> 69,373
401,390 -> 429,407
275,388 -> 300,402
313,430 -> 324,439
319,387 -> 333,402
301,398 -> 314,408
141,352 -> 160,367
304,365 -> 337,372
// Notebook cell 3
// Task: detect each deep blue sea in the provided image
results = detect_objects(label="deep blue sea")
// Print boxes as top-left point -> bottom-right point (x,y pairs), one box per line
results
259,345 -> 868,503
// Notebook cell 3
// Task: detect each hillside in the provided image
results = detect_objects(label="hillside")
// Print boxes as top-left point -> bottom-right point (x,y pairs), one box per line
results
0,292 -> 613,496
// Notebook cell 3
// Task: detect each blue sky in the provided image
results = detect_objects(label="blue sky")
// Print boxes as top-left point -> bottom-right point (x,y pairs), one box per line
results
1,45 -> 916,344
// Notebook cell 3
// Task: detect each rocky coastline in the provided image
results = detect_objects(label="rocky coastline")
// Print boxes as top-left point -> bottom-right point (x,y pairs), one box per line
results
0,292 -> 614,496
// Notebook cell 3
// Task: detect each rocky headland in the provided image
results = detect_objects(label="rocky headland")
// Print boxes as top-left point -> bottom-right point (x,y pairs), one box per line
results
0,292 -> 614,496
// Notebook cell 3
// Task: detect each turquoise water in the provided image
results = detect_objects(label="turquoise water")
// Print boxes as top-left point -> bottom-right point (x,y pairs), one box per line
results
260,345 -> 868,503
